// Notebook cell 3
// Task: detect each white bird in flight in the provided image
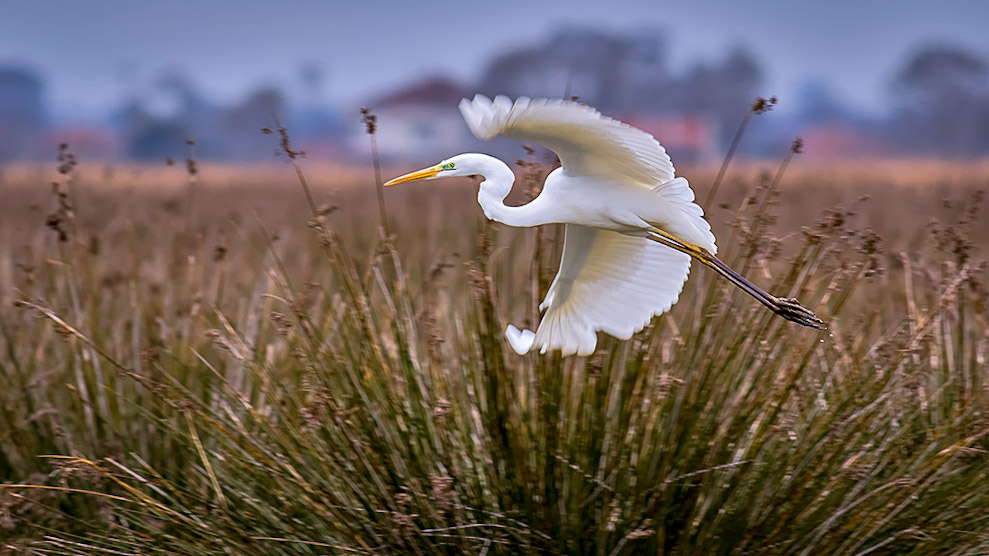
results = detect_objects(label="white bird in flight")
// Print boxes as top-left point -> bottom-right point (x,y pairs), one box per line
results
385,95 -> 824,356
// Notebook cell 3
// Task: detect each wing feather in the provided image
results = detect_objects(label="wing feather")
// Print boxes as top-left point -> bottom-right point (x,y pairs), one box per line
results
460,94 -> 675,186
522,225 -> 691,356
460,95 -> 706,355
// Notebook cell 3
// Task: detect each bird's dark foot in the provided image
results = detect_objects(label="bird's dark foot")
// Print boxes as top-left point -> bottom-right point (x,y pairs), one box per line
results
772,297 -> 827,329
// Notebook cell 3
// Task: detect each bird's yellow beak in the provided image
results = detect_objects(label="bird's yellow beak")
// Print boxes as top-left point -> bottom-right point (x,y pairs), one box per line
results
384,165 -> 442,186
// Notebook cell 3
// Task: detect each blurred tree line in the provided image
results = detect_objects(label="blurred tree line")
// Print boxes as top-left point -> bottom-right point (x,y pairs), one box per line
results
2,29 -> 989,161
0,68 -> 46,161
478,29 -> 989,159
478,28 -> 761,148
889,46 -> 989,156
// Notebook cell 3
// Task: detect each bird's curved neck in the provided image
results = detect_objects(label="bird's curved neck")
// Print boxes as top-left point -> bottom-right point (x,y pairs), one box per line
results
475,157 -> 550,228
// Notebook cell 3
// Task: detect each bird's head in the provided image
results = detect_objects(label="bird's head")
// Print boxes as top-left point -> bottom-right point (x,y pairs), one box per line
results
384,153 -> 487,186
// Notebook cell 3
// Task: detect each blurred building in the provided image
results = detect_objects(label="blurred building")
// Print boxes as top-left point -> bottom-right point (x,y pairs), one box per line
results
800,124 -> 887,161
618,113 -> 719,164
43,127 -> 122,160
351,77 -> 471,162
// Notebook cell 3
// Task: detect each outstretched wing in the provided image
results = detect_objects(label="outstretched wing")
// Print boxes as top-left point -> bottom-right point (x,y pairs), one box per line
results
507,225 -> 691,357
459,94 -> 674,186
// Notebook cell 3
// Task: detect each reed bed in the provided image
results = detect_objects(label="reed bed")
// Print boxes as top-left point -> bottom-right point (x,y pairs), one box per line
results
1,147 -> 987,554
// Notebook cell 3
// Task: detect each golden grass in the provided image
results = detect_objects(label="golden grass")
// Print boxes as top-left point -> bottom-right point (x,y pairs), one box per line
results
1,154 -> 987,554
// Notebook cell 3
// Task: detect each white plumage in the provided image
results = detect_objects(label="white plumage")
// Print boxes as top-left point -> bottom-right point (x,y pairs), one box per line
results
526,225 -> 691,355
460,95 -> 710,355
385,95 -> 823,356
459,95 -> 675,186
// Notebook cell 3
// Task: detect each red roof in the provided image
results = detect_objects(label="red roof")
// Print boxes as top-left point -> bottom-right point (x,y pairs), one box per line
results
800,125 -> 886,160
371,77 -> 466,109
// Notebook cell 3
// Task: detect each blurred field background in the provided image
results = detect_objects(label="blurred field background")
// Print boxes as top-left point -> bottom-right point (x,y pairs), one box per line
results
5,2 -> 989,165
3,1 -> 989,554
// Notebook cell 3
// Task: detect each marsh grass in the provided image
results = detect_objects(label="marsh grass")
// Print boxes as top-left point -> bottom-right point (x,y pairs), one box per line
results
0,147 -> 988,554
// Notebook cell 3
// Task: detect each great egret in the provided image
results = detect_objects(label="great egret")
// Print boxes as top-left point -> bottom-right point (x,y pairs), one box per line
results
385,95 -> 824,356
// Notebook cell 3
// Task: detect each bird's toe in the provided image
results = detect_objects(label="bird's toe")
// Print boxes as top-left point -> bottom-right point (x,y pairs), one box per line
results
506,325 -> 536,354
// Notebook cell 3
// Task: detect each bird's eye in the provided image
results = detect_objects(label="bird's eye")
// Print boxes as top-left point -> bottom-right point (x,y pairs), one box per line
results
442,162 -> 455,170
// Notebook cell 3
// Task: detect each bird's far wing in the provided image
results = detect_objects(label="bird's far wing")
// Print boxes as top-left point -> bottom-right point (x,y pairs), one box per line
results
509,224 -> 691,356
654,176 -> 717,253
459,95 -> 675,186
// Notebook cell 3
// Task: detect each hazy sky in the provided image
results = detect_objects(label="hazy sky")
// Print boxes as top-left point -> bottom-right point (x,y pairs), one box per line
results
3,0 -> 989,120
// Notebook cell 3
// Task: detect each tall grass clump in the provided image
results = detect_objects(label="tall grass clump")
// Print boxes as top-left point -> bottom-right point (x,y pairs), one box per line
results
1,134 -> 987,554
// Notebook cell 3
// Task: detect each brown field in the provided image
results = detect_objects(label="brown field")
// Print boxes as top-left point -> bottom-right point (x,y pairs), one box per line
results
1,154 -> 987,554
3,158 -> 988,315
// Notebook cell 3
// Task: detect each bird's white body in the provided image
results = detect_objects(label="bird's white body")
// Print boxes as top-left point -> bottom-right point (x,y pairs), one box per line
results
386,95 -> 782,356
479,164 -> 715,249
459,153 -> 712,356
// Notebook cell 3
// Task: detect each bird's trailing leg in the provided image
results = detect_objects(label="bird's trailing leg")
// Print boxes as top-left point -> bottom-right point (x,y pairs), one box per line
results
646,229 -> 826,329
